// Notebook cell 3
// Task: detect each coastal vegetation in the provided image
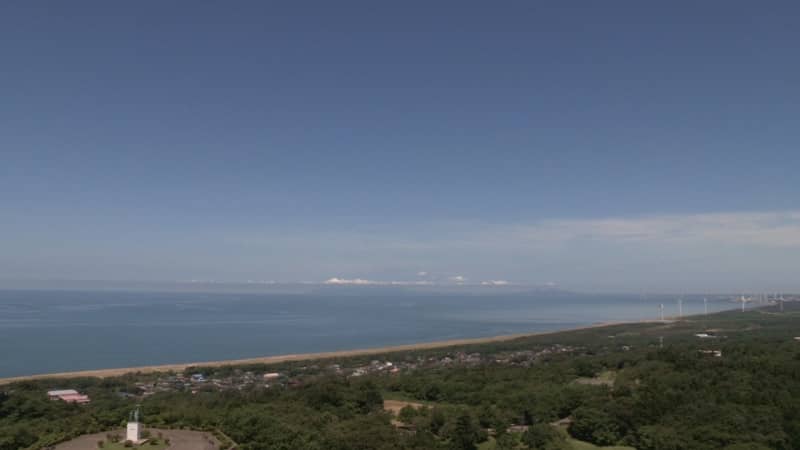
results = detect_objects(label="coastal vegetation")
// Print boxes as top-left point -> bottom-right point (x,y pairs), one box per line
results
1,304 -> 799,450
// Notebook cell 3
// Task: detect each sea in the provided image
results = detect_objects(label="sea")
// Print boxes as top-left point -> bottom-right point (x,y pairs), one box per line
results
0,289 -> 738,378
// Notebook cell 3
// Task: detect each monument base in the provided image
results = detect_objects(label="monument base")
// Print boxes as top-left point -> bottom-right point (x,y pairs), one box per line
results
126,421 -> 142,444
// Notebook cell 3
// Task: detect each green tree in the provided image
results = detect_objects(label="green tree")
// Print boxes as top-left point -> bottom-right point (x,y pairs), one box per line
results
398,405 -> 418,423
424,384 -> 443,401
522,424 -> 567,450
354,381 -> 383,413
723,445 -> 774,450
495,433 -> 517,450
448,413 -> 481,450
569,407 -> 621,446
634,425 -> 693,450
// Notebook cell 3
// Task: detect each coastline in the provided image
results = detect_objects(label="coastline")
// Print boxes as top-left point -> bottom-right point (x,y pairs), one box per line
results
0,320 -> 658,385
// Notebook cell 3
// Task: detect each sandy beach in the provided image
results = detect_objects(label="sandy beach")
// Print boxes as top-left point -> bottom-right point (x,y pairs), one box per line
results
0,320 -> 652,386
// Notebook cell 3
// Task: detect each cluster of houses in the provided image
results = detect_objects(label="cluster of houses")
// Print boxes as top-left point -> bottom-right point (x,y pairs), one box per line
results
133,370 -> 272,396
350,360 -> 400,377
348,345 -> 578,377
492,344 -> 577,367
119,344 -> 579,398
47,389 -> 90,404
695,332 -> 717,339
38,344 -> 585,403
694,332 -> 724,357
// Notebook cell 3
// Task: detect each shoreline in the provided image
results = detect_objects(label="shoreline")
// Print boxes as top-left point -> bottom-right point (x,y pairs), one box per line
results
0,319 -> 663,385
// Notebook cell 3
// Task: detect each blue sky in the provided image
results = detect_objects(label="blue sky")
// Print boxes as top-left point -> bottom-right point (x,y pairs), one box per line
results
2,1 -> 800,292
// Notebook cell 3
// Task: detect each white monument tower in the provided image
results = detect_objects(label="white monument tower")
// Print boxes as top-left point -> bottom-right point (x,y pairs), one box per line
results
126,405 -> 142,443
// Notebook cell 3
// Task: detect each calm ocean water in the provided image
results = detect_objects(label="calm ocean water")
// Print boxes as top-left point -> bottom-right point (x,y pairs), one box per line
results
0,289 -> 736,378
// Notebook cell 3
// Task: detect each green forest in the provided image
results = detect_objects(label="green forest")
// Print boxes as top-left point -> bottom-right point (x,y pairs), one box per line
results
2,304 -> 799,450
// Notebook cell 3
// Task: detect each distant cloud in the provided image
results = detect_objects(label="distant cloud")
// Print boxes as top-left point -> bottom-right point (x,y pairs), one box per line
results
324,277 -> 376,285
391,280 -> 434,286
417,271 -> 428,277
481,280 -> 509,286
449,275 -> 466,283
324,277 -> 432,286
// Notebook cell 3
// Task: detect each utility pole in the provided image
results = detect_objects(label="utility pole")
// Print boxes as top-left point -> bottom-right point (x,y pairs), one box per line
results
660,303 -> 664,321
704,297 -> 708,315
678,298 -> 683,318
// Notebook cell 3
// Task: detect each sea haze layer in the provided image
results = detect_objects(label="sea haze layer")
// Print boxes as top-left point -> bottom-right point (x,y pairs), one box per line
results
0,289 -> 735,378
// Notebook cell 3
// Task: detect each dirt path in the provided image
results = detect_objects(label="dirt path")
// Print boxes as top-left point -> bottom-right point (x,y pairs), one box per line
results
383,399 -> 425,415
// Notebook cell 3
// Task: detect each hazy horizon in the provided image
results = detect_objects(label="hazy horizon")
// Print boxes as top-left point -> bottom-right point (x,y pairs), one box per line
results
0,277 -> 791,297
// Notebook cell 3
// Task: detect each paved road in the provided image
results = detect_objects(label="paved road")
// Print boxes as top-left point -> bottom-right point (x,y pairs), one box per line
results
55,428 -> 220,450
